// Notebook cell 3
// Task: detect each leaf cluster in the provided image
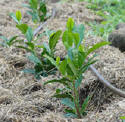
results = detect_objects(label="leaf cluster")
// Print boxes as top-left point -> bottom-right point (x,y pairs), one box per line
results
23,0 -> 47,23
0,10 -> 59,79
44,18 -> 110,118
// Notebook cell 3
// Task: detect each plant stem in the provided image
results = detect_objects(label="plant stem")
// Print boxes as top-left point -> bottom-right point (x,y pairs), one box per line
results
73,80 -> 81,118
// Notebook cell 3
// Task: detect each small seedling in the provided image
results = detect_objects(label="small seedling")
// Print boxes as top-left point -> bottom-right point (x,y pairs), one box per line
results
9,10 -> 61,79
44,18 -> 110,118
23,0 -> 47,23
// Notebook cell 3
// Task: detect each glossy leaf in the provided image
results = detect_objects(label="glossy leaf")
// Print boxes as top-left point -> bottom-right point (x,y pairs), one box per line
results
75,75 -> 83,89
59,59 -> 67,75
25,42 -> 34,50
26,27 -> 33,42
53,93 -> 72,99
66,18 -> 74,32
81,96 -> 90,114
16,10 -> 22,22
61,98 -> 75,110
29,0 -> 38,9
23,69 -> 35,74
64,109 -> 77,118
67,58 -> 77,76
16,24 -> 28,34
87,41 -> 111,56
42,43 -> 51,55
73,33 -> 80,48
56,56 -> 60,66
73,24 -> 84,45
62,31 -> 74,50
44,55 -> 57,68
28,53 -> 41,64
7,36 -> 18,46
49,30 -> 62,51
9,13 -> 19,24
16,45 -> 33,52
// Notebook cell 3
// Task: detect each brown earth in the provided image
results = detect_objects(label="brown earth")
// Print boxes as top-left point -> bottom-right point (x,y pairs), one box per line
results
0,0 -> 125,122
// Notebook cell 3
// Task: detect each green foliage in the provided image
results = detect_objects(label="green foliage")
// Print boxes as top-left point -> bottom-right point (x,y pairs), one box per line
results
84,0 -> 125,40
0,36 -> 21,47
120,116 -> 125,122
1,4 -> 110,118
23,0 -> 47,23
44,18 -> 110,118
1,10 -> 60,79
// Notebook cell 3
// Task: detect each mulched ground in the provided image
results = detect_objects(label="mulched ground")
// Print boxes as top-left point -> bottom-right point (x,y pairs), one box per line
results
0,0 -> 125,122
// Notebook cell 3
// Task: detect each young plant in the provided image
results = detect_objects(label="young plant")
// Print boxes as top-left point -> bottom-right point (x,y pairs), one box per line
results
23,0 -> 47,23
9,10 -> 60,79
0,35 -> 18,47
44,18 -> 110,118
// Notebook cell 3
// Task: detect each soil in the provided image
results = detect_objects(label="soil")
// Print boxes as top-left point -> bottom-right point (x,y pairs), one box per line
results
0,0 -> 125,122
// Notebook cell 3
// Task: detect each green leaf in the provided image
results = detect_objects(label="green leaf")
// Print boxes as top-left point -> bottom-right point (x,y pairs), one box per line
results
16,24 -> 28,34
44,78 -> 70,86
64,112 -> 77,118
56,56 -> 60,66
78,51 -> 86,67
23,69 -> 35,74
120,116 -> 125,119
62,31 -> 74,50
10,39 -> 24,46
9,13 -> 19,24
73,33 -> 80,48
0,36 -> 8,42
59,59 -> 67,75
66,64 -> 74,77
81,96 -> 90,114
87,41 -> 111,56
44,55 -> 57,68
64,109 -> 77,118
16,45 -> 33,52
28,53 -> 41,64
25,42 -> 34,50
53,93 -> 72,99
49,30 -> 62,51
64,109 -> 75,114
80,59 -> 97,74
75,75 -> 83,89
7,36 -> 18,46
26,27 -> 33,42
29,0 -> 38,9
61,98 -> 75,110
27,10 -> 39,23
73,24 -> 84,45
42,43 -> 51,55
68,49 -> 79,68
39,2 -> 47,21
67,58 -> 77,76
16,11 -> 22,22
66,18 -> 74,32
